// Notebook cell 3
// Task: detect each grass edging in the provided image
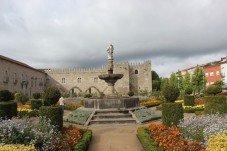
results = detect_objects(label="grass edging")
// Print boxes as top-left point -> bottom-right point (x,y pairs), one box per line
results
137,127 -> 163,151
74,129 -> 92,151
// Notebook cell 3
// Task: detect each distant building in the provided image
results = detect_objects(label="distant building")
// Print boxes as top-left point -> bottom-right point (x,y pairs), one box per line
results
179,57 -> 227,88
0,55 -> 46,97
0,55 -> 152,96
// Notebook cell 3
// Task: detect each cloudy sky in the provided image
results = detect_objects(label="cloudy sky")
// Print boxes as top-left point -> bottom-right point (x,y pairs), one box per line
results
0,0 -> 227,77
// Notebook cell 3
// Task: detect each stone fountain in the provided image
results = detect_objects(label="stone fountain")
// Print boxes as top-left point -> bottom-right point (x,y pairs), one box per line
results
84,44 -> 139,109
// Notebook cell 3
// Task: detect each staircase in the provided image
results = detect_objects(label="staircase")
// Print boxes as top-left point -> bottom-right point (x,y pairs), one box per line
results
88,109 -> 138,126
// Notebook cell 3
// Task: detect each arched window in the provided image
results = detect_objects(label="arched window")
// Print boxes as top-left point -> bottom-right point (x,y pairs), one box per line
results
135,70 -> 138,74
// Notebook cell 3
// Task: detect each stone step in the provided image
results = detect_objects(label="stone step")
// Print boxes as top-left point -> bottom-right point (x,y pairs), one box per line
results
92,114 -> 132,119
95,110 -> 129,114
89,118 -> 137,126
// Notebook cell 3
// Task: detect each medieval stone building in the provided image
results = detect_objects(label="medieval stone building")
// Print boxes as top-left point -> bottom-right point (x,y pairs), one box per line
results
45,61 -> 152,96
1,55 -> 152,96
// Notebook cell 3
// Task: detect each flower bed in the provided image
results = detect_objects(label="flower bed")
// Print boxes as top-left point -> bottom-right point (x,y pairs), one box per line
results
63,109 -> 93,125
133,108 -> 161,123
140,100 -> 161,107
183,105 -> 204,113
147,123 -> 206,151
0,117 -> 92,151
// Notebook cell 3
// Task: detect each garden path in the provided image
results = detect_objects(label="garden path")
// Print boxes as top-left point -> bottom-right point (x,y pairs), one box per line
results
63,107 -> 195,151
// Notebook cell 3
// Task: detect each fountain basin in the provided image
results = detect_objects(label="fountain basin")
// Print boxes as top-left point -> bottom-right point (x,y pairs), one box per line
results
98,74 -> 123,85
84,97 -> 139,109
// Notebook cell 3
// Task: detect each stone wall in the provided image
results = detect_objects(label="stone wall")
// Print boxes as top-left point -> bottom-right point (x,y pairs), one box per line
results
45,61 -> 152,95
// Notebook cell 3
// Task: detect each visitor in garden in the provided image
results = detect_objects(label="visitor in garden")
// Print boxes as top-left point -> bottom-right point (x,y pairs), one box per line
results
59,96 -> 65,113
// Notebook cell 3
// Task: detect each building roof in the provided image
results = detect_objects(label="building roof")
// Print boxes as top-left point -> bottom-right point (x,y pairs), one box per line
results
0,55 -> 45,73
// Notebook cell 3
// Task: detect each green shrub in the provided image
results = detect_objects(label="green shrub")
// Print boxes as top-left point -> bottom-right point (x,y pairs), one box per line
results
0,90 -> 12,102
206,85 -> 222,95
33,93 -> 41,99
31,99 -> 43,110
43,86 -> 61,105
20,95 -> 29,105
14,92 -> 22,102
0,110 -> 5,118
184,95 -> 195,106
128,91 -> 134,97
39,106 -> 63,130
84,93 -> 92,98
162,103 -> 183,127
74,129 -> 92,151
0,101 -> 17,119
137,127 -> 161,151
185,87 -> 193,95
204,96 -> 227,114
162,85 -> 180,103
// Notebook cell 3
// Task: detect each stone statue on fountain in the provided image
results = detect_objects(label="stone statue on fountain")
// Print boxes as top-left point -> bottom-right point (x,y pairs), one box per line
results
107,44 -> 114,60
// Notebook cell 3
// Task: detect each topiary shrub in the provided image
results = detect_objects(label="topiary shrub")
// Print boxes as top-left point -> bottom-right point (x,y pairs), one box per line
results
185,87 -> 193,95
39,106 -> 63,130
0,110 -> 5,118
33,93 -> 41,99
0,90 -> 12,102
206,85 -> 222,95
43,86 -> 61,106
14,92 -> 22,102
128,91 -> 134,97
184,95 -> 195,106
204,96 -> 227,114
0,101 -> 17,119
162,103 -> 183,127
162,85 -> 180,103
31,99 -> 43,110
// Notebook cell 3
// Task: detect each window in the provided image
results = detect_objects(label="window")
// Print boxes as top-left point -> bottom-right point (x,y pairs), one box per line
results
135,70 -> 138,74
206,82 -> 209,86
13,73 -> 17,84
205,73 -> 208,77
77,78 -> 81,83
210,81 -> 214,85
210,72 -> 214,76
3,70 -> 9,82
94,77 -> 98,83
216,71 -> 220,75
62,78 -> 65,83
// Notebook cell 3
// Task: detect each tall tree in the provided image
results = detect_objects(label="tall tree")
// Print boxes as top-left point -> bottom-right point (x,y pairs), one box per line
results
176,70 -> 183,90
169,73 -> 178,88
183,71 -> 191,90
160,77 -> 169,91
152,70 -> 161,91
191,66 -> 206,94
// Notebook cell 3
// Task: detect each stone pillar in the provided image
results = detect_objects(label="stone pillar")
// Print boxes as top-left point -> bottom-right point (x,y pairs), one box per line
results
108,59 -> 113,74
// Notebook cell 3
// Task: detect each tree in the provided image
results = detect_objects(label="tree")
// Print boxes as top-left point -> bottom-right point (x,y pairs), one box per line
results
43,86 -> 61,105
169,73 -> 178,88
183,71 -> 191,90
176,71 -> 183,90
152,70 -> 161,91
191,66 -> 206,95
160,78 -> 169,91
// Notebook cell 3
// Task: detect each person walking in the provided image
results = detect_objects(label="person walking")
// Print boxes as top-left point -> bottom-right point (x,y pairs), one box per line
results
59,96 -> 64,113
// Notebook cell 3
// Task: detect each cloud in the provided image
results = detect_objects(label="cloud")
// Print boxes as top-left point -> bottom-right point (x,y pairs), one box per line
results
0,0 -> 227,77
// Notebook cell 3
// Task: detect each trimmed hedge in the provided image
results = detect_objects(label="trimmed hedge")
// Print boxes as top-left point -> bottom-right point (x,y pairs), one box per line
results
0,110 -> 5,118
184,95 -> 195,106
204,96 -> 227,114
31,99 -> 43,110
162,103 -> 183,127
74,129 -> 92,151
39,106 -> 63,130
162,85 -> 180,103
0,101 -> 17,119
137,127 -> 162,151
0,90 -> 12,102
